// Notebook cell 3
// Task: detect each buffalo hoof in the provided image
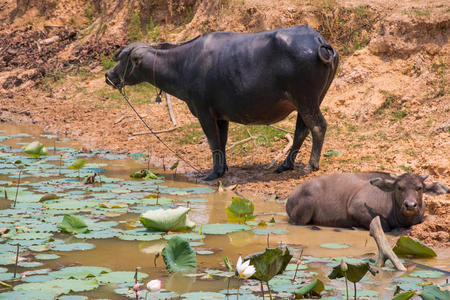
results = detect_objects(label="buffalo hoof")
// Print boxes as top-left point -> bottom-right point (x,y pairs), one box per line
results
202,168 -> 227,181
274,164 -> 293,174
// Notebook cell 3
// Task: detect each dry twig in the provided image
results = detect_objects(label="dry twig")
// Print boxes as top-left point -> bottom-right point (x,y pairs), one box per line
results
267,134 -> 293,169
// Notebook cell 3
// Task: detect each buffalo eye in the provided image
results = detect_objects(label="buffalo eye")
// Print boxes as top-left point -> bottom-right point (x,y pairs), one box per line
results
397,186 -> 404,191
416,186 -> 422,191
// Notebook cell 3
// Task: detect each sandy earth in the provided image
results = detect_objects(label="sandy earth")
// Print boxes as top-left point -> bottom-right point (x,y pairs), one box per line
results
0,0 -> 449,246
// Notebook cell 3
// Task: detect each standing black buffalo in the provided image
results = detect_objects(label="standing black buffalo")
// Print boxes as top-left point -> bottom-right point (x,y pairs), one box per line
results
106,25 -> 338,180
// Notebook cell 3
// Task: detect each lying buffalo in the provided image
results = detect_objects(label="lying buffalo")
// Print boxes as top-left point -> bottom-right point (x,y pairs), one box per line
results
106,25 -> 338,180
286,172 -> 449,231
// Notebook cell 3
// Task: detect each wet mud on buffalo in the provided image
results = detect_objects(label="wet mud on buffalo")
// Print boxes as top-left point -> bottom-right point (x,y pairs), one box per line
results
105,25 -> 338,180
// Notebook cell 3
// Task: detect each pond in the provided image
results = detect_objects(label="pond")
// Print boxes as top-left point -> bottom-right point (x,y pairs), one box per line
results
0,123 -> 448,299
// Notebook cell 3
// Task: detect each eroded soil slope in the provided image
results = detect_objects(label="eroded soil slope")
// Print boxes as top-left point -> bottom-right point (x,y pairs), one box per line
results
0,0 -> 449,246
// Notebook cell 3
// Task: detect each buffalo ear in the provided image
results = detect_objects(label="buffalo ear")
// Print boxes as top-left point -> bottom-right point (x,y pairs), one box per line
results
370,177 -> 396,192
114,45 -> 132,61
421,174 -> 429,181
424,182 -> 449,195
131,54 -> 143,68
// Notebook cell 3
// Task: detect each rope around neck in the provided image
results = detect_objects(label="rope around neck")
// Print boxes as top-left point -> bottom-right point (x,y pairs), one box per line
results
106,76 -> 201,173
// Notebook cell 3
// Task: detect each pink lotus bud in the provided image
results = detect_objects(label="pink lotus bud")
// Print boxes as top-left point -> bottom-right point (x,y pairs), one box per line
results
147,279 -> 162,291
296,260 -> 301,265
21,273 -> 26,279
133,283 -> 140,292
136,291 -> 140,297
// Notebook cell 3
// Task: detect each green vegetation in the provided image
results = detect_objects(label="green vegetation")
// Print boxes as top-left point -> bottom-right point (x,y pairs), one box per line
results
431,52 -> 447,97
314,0 -> 377,55
376,90 -> 399,114
100,53 -> 116,70
402,8 -> 431,18
128,11 -> 143,42
178,122 -> 204,144
96,82 -> 157,108
146,16 -> 161,43
392,110 -> 407,119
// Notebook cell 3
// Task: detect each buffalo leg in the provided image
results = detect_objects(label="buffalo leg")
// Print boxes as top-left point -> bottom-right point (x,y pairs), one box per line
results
218,120 -> 229,172
198,115 -> 227,181
275,113 -> 309,173
300,110 -> 327,172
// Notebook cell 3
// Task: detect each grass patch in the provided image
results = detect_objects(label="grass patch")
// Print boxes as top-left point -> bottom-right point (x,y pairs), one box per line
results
314,0 -> 378,55
100,54 -> 116,70
96,82 -> 157,106
178,122 -> 203,145
376,90 -> 399,114
399,165 -> 413,172
402,8 -> 431,18
392,110 -> 407,119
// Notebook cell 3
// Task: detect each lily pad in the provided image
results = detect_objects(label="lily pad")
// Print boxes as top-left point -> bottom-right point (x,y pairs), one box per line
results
195,223 -> 251,235
420,284 -> 450,300
50,242 -> 95,252
97,271 -> 148,284
140,207 -> 195,232
393,237 -> 437,258
409,270 -> 445,279
49,266 -> 111,279
57,215 -> 89,234
0,290 -> 58,300
181,292 -> 225,299
320,243 -> 350,249
14,278 -> 98,295
162,236 -> 197,273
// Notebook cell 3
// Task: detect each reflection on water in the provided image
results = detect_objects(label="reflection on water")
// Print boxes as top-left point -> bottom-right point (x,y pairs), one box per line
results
0,123 -> 448,299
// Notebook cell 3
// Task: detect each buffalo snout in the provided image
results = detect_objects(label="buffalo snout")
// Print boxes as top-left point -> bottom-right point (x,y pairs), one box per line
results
105,69 -> 121,89
404,200 -> 417,210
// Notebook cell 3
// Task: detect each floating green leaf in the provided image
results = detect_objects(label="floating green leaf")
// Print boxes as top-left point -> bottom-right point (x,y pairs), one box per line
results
57,215 -> 89,234
419,285 -> 450,300
392,291 -> 415,300
14,278 -> 98,296
320,243 -> 350,249
162,236 -> 197,273
97,271 -> 148,284
295,279 -> 325,298
409,270 -> 445,279
226,197 -> 255,222
140,207 -> 195,232
195,223 -> 251,235
246,248 -> 292,282
23,141 -> 48,158
68,159 -> 86,170
393,237 -> 437,258
49,266 -> 111,279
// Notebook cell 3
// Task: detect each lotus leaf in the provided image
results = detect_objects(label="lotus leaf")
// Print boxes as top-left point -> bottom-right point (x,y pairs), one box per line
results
392,291 -> 415,300
295,279 -> 325,298
419,285 -> 450,300
57,215 -> 89,234
162,236 -> 197,273
23,141 -> 48,158
0,290 -> 58,300
328,261 -> 377,283
140,207 -> 195,232
181,292 -> 225,299
96,271 -> 148,283
409,270 -> 445,279
49,266 -> 111,279
14,278 -> 98,295
195,223 -> 251,235
68,159 -> 86,170
320,243 -> 350,249
226,197 -> 255,222
393,237 -> 437,258
246,248 -> 292,282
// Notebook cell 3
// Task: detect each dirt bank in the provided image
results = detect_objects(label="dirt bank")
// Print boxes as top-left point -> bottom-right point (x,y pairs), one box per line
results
0,0 -> 449,246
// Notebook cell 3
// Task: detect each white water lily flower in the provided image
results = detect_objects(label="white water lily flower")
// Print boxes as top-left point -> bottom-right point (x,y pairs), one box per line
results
146,279 -> 162,292
235,256 -> 256,279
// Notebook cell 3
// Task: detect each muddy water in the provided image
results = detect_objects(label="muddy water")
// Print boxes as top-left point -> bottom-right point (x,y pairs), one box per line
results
0,123 -> 448,299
